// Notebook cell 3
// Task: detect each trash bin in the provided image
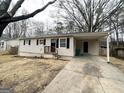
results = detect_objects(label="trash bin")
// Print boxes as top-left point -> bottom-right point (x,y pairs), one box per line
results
75,48 -> 80,56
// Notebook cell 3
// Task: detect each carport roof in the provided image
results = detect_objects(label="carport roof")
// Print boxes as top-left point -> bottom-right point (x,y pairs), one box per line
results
20,32 -> 109,40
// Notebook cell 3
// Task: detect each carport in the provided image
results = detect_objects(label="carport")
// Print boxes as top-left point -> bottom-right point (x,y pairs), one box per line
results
73,32 -> 110,62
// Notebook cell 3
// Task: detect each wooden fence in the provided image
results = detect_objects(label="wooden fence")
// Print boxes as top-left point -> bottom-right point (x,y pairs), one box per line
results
99,47 -> 124,59
115,48 -> 124,59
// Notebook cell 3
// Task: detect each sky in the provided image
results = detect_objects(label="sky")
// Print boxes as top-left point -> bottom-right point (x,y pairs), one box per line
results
11,0 -> 57,23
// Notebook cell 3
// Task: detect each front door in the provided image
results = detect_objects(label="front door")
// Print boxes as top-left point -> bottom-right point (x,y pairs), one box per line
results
51,39 -> 56,52
83,42 -> 88,53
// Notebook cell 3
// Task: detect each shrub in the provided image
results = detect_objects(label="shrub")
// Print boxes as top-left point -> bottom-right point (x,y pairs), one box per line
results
9,46 -> 18,55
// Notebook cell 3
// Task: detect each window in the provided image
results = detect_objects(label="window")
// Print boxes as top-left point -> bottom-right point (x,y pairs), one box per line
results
25,40 -> 29,44
0,42 -> 4,48
40,39 -> 44,44
60,39 -> 66,47
23,40 -> 31,45
51,39 -> 56,43
36,39 -> 45,45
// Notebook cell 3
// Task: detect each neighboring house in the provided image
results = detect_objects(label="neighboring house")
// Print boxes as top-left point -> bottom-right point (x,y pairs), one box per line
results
18,32 -> 109,58
0,40 -> 7,51
0,39 -> 19,52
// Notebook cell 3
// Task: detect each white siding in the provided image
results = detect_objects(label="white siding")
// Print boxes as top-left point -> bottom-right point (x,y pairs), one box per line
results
19,37 -> 75,57
18,39 -> 44,57
57,37 -> 74,56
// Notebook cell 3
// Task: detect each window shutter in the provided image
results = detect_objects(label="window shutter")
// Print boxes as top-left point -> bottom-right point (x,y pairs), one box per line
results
29,40 -> 31,45
56,39 -> 59,48
24,40 -> 25,45
44,39 -> 46,45
36,40 -> 39,45
67,38 -> 70,49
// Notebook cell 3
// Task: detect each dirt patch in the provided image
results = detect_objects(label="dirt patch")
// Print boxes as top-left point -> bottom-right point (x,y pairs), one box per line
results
0,55 -> 21,63
102,56 -> 124,73
0,55 -> 68,93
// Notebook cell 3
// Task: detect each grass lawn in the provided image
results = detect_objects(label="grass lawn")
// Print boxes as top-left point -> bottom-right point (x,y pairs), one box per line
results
0,55 -> 68,93
102,56 -> 124,73
110,57 -> 124,73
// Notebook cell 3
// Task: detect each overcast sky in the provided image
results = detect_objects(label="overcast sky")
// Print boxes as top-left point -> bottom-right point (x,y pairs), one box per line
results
11,0 -> 57,23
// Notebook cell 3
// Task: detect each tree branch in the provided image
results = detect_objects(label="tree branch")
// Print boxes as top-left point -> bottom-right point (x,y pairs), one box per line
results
10,0 -> 25,16
0,0 -> 57,23
0,0 -> 24,20
0,0 -> 57,37
0,0 -> 12,18
0,0 -> 12,15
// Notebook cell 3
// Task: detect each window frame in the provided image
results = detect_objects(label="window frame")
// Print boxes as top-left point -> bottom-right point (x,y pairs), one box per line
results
25,40 -> 29,45
0,42 -> 4,48
36,39 -> 45,46
23,40 -> 31,45
39,39 -> 44,44
59,38 -> 67,48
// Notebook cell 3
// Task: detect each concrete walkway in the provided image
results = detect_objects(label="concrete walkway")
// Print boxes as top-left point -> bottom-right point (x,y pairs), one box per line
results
42,56 -> 124,93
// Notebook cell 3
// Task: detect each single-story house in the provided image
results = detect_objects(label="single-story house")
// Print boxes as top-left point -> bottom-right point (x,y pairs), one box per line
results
18,32 -> 110,61
0,38 -> 19,52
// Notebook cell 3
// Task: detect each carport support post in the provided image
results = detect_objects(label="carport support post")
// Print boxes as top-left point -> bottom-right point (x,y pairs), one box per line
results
107,34 -> 110,63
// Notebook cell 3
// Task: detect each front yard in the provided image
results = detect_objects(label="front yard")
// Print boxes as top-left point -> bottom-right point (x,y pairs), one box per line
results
102,56 -> 124,73
0,55 -> 68,93
110,57 -> 124,73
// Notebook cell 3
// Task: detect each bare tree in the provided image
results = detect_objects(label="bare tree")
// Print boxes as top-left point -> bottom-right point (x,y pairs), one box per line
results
33,21 -> 44,36
18,9 -> 29,38
57,0 -> 123,32
55,22 -> 64,34
110,9 -> 124,47
0,0 -> 57,37
66,21 -> 75,33
3,9 -> 30,38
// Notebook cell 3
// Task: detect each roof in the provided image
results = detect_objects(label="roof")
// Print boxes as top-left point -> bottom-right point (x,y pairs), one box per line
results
0,38 -> 19,41
20,32 -> 109,40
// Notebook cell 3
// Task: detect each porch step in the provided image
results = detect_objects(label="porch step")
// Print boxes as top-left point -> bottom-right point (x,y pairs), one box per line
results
52,53 -> 61,59
42,54 -> 55,58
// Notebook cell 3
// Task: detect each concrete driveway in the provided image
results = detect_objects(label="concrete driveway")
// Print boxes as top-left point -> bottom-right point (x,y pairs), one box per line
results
42,56 -> 124,93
